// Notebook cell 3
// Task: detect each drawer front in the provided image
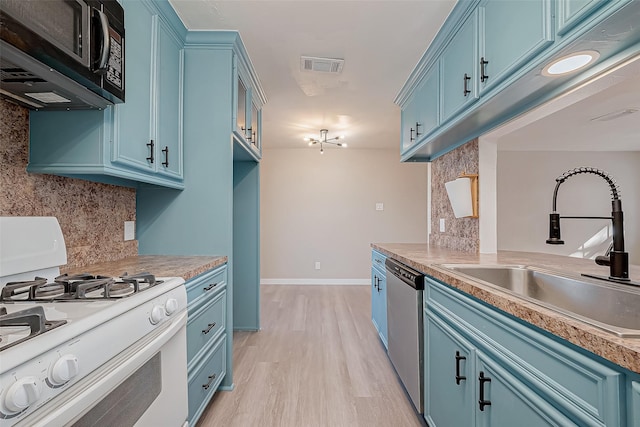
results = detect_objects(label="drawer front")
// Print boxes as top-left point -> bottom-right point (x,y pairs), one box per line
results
188,335 -> 226,424
187,290 -> 226,364
371,250 -> 386,272
426,277 -> 623,426
185,265 -> 227,305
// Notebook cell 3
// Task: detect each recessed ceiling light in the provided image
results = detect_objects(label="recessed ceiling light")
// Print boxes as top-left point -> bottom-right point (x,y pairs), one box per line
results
542,50 -> 600,76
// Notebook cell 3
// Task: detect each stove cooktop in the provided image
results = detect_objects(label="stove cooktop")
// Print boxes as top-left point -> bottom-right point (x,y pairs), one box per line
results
0,272 -> 163,302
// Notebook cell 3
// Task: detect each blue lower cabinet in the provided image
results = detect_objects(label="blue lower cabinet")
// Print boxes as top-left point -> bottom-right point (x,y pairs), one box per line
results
371,250 -> 388,348
185,264 -> 228,425
424,311 -> 474,427
474,351 -> 574,427
187,336 -> 226,423
632,381 -> 640,427
425,277 -> 632,427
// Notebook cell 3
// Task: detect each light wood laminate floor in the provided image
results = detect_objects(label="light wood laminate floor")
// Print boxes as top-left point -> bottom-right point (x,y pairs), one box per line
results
197,285 -> 424,427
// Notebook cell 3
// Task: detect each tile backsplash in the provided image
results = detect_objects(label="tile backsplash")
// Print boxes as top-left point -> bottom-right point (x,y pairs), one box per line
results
429,139 -> 479,252
0,99 -> 137,270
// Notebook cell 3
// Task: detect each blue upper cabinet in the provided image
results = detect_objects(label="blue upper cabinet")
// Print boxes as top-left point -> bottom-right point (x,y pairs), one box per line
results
233,58 -> 265,160
478,0 -> 553,93
27,0 -> 186,189
401,63 -> 439,154
557,0 -> 611,35
440,10 -> 478,123
396,0 -> 639,162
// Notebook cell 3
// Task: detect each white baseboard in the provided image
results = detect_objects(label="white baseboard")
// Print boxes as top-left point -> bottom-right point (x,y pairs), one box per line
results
260,278 -> 369,286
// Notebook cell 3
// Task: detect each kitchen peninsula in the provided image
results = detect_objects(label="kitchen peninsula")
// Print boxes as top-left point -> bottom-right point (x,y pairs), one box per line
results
373,243 -> 640,373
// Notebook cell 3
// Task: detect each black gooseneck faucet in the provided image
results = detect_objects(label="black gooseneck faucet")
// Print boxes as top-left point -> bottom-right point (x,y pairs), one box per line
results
546,167 -> 630,282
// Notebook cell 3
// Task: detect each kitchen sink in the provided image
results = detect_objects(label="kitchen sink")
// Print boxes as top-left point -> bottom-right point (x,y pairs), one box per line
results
436,264 -> 640,337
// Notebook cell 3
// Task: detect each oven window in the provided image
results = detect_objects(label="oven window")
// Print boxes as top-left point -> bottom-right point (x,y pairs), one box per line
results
72,353 -> 162,426
2,0 -> 85,58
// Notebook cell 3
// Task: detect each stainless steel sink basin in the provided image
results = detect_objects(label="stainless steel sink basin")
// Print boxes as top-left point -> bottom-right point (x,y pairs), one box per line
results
436,264 -> 640,337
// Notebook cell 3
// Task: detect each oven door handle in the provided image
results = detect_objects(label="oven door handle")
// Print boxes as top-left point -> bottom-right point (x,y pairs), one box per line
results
93,8 -> 111,73
21,311 -> 187,427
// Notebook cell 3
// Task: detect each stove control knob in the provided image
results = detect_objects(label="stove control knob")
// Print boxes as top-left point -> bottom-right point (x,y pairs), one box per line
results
164,298 -> 179,316
149,305 -> 165,324
50,354 -> 80,386
4,377 -> 40,413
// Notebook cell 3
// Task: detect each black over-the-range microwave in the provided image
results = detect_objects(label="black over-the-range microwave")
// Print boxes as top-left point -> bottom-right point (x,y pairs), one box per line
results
0,0 -> 125,110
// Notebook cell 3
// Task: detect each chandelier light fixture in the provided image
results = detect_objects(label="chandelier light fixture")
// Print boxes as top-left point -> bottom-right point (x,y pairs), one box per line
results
304,129 -> 347,154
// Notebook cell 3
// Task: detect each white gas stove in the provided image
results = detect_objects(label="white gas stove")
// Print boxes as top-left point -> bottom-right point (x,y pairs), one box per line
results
0,217 -> 188,427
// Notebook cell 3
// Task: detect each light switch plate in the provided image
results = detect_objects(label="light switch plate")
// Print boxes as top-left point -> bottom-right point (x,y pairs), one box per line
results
315,261 -> 321,270
124,221 -> 135,241
376,203 -> 384,211
439,218 -> 446,232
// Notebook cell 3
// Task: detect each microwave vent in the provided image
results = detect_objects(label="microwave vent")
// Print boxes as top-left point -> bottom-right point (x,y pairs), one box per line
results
1,67 -> 46,84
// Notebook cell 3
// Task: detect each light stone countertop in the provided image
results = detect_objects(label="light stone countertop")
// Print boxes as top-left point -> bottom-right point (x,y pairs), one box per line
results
61,255 -> 227,282
372,243 -> 640,374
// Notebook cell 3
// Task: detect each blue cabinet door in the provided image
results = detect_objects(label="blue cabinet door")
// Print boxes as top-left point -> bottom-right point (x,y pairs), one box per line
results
401,95 -> 418,153
557,0 -> 611,35
479,0 -> 553,93
632,381 -> 640,427
113,0 -> 154,173
424,311 -> 475,427
475,351 -> 575,427
155,19 -> 184,180
371,266 -> 388,348
414,65 -> 439,142
440,11 -> 479,123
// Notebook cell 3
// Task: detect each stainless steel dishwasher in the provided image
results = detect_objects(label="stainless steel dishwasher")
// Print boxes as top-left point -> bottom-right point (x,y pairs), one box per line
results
385,258 -> 425,414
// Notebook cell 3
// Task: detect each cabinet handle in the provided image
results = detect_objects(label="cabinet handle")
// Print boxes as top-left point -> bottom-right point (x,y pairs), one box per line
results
410,127 -> 415,142
480,57 -> 489,83
146,140 -> 154,163
415,122 -> 422,138
478,371 -> 492,411
242,126 -> 252,141
203,282 -> 219,292
202,322 -> 217,334
252,131 -> 257,145
455,351 -> 466,385
202,373 -> 217,390
376,277 -> 382,293
463,73 -> 471,96
373,275 -> 379,291
161,146 -> 169,167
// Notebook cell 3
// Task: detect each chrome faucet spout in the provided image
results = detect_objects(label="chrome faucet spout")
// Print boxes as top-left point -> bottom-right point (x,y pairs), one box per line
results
545,167 -> 629,281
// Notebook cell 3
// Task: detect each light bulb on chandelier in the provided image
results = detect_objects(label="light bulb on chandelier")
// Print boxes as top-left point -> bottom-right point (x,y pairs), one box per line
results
304,129 -> 347,153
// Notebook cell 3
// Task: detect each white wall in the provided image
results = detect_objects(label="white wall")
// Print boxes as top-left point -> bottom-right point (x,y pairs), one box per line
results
260,148 -> 427,281
497,151 -> 640,264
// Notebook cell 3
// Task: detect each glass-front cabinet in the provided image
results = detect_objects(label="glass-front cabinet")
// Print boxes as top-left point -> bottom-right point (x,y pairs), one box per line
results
233,58 -> 265,160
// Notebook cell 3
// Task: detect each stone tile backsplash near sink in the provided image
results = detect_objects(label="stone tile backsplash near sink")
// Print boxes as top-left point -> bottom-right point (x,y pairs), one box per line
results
430,138 -> 479,252
0,100 -> 137,270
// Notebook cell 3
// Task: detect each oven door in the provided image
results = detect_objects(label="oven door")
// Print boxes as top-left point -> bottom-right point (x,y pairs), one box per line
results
17,311 -> 188,427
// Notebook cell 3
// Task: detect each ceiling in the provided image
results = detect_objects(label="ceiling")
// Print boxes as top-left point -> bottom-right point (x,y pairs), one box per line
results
168,0 -> 457,150
168,1 -> 639,153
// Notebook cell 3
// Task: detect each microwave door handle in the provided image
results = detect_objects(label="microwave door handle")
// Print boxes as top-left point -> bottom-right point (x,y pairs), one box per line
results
93,8 -> 111,73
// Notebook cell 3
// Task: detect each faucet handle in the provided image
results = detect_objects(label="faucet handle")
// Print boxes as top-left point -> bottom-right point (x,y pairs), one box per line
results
595,255 -> 611,267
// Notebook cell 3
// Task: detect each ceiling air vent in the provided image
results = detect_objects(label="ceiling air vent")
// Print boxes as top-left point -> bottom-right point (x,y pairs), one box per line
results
300,56 -> 344,74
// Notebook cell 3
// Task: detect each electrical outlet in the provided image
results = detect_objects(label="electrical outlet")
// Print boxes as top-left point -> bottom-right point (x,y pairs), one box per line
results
124,221 -> 135,241
439,218 -> 446,232
376,202 -> 384,211
315,261 -> 321,270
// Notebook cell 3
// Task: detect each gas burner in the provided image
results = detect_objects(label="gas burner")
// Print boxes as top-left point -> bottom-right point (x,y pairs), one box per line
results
105,282 -> 135,298
0,306 -> 66,351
